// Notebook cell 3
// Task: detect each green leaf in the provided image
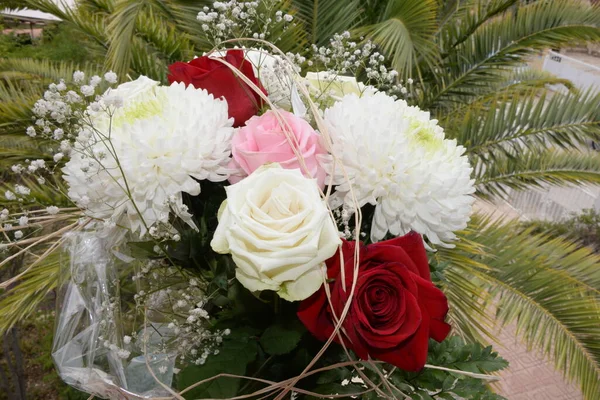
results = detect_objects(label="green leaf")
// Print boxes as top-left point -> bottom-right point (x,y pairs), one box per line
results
292,0 -> 363,46
259,321 -> 305,355
315,367 -> 352,384
177,336 -> 258,399
306,383 -> 365,399
427,336 -> 508,374
357,0 -> 440,79
127,241 -> 158,259
439,215 -> 600,399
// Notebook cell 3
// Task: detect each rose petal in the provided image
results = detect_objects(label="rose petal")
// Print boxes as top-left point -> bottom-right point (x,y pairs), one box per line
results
297,286 -> 333,341
356,280 -> 422,350
384,231 -> 431,280
413,274 -> 451,342
362,242 -> 421,277
372,307 -> 431,372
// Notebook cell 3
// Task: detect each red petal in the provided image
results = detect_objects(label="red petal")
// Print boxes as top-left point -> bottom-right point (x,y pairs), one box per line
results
191,66 -> 260,127
372,308 -> 431,372
413,275 -> 451,342
297,289 -> 333,342
167,62 -> 196,85
327,240 -> 356,280
187,57 -> 213,73
383,232 -> 431,280
429,319 -> 451,342
357,286 -> 422,350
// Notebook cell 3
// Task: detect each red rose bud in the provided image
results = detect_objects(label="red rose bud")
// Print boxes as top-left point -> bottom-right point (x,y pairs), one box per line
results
168,50 -> 267,127
298,232 -> 451,372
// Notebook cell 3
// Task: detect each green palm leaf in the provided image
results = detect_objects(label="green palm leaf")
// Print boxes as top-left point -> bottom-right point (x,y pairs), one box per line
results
0,252 -> 61,335
449,90 -> 600,157
357,0 -> 439,79
106,0 -> 172,79
438,0 -> 520,54
440,216 -> 600,399
25,0 -> 111,51
474,149 -> 600,198
292,0 -> 363,46
437,68 -> 578,120
423,0 -> 600,110
0,57 -> 102,84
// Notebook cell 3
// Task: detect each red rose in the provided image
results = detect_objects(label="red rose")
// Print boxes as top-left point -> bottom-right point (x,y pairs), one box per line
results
297,232 -> 450,371
168,50 -> 266,127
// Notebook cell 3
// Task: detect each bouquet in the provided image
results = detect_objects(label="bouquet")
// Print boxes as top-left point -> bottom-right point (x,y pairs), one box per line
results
2,1 -> 508,398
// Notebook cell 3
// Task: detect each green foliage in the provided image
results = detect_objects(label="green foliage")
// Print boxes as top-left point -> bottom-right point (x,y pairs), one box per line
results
0,0 -> 27,8
307,336 -> 507,400
423,0 -> 600,110
177,332 -> 259,399
306,382 -> 366,399
0,249 -> 62,334
522,208 -> 600,253
439,215 -> 600,399
427,336 -> 508,374
0,23 -> 101,64
475,149 -> 600,198
259,320 -> 305,356
357,0 -> 439,79
386,337 -> 508,400
0,311 -> 88,400
292,0 -> 362,46
450,90 -> 600,157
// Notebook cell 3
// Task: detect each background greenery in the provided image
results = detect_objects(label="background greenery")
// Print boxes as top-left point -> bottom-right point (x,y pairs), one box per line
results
0,23 -> 100,64
1,0 -> 600,398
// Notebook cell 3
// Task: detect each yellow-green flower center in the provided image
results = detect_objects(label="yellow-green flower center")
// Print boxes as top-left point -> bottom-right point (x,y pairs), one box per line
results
409,119 -> 443,153
113,96 -> 164,128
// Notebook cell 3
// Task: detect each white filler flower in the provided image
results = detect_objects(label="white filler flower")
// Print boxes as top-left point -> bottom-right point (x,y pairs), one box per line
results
323,92 -> 474,247
211,164 -> 340,301
63,76 -> 235,235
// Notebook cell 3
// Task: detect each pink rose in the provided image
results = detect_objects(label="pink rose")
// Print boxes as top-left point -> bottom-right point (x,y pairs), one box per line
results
230,110 -> 328,187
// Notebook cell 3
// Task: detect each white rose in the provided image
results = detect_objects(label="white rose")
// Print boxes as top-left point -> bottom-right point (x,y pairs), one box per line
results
305,71 -> 377,102
211,164 -> 341,301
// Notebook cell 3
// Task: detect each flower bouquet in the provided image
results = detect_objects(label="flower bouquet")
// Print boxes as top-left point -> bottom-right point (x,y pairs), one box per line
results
2,1 -> 509,398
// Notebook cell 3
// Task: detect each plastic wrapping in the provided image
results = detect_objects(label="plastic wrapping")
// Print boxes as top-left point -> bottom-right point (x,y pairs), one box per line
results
52,232 -> 176,399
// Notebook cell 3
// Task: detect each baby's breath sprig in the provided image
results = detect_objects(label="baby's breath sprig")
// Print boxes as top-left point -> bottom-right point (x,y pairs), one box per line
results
197,0 -> 296,48
307,31 -> 407,98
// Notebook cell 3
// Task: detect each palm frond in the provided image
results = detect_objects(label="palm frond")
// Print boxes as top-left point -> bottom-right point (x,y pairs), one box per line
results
357,0 -> 439,79
77,0 -> 115,14
0,57 -> 103,84
440,216 -> 600,399
0,79 -> 39,136
474,149 -> 600,198
448,89 -> 600,156
136,8 -> 195,63
24,0 -> 110,51
423,0 -> 600,110
292,0 -> 363,46
438,0 -> 520,54
438,68 -> 579,121
0,253 -> 61,335
106,0 -> 157,78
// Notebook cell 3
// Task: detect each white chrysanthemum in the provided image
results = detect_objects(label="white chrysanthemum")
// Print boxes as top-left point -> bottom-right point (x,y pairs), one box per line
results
323,93 -> 474,247
63,77 -> 234,236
